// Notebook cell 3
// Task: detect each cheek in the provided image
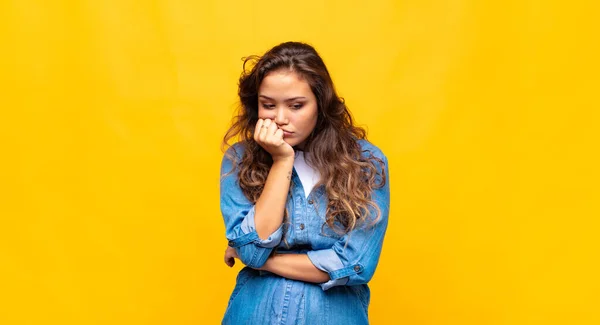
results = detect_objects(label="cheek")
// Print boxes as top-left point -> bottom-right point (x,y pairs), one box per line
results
306,107 -> 318,127
257,107 -> 266,118
296,113 -> 317,132
257,108 -> 273,120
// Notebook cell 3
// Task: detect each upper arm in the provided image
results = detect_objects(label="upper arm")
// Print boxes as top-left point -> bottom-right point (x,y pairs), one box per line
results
220,144 -> 283,268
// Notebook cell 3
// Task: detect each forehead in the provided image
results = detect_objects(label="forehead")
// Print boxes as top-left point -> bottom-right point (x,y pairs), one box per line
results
258,70 -> 313,99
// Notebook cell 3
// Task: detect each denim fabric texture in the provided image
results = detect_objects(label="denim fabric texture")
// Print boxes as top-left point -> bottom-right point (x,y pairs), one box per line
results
221,139 -> 390,325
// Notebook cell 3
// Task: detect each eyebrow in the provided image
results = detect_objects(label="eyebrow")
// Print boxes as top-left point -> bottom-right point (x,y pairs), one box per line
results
259,95 -> 307,102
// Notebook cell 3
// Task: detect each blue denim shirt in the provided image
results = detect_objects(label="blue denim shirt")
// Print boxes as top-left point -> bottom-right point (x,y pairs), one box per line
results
220,139 -> 390,325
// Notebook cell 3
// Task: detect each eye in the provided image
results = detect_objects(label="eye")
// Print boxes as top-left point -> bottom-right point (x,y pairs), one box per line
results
291,103 -> 304,109
262,103 -> 275,109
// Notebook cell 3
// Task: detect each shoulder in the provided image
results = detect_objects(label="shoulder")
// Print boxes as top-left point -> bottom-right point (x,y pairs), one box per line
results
357,139 -> 387,162
223,141 -> 247,161
220,142 -> 248,176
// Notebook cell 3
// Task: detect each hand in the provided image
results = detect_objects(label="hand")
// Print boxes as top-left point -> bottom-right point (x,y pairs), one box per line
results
254,119 -> 294,162
224,246 -> 239,268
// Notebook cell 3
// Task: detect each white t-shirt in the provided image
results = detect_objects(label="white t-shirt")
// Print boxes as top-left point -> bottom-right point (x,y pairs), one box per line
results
294,151 -> 320,198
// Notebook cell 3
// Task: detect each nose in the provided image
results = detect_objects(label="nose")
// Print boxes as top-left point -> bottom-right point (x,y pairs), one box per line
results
274,107 -> 289,126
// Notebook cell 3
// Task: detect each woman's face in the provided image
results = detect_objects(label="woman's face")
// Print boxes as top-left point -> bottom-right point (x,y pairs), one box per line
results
257,69 -> 318,150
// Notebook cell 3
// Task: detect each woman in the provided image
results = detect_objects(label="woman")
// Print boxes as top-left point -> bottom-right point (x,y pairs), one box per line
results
220,41 -> 390,324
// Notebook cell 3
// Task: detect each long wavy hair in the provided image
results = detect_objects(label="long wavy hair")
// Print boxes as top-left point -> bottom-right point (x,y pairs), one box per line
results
222,41 -> 386,237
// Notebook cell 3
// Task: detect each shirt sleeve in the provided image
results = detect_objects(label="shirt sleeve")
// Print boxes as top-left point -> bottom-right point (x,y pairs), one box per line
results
307,154 -> 390,291
220,145 -> 283,268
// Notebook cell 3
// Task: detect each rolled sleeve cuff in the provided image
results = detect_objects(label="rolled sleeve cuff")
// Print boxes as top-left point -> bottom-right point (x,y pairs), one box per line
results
307,249 -> 351,290
238,206 -> 283,248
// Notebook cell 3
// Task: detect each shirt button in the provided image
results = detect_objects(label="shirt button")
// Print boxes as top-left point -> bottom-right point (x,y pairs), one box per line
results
308,199 -> 314,204
299,223 -> 305,230
354,265 -> 361,272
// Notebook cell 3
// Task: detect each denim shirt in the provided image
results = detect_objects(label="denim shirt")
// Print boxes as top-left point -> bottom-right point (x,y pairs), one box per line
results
220,139 -> 390,325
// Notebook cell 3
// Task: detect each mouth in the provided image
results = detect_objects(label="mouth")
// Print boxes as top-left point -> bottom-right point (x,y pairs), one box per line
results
282,130 -> 294,137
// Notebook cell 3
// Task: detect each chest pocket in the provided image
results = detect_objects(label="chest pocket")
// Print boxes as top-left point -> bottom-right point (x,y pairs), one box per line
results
318,218 -> 346,239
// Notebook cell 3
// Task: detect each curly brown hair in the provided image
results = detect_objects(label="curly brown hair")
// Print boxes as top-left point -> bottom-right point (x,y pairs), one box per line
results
222,41 -> 386,237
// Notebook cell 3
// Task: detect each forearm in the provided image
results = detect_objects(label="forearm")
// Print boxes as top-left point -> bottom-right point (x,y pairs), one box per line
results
260,253 -> 330,283
254,158 -> 294,240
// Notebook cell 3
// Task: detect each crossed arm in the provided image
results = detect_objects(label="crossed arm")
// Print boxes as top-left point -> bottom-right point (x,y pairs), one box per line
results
220,144 -> 329,284
220,144 -> 390,290
224,247 -> 330,283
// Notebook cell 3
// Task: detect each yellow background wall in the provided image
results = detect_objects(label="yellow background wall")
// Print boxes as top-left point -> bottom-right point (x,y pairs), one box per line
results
1,1 -> 598,324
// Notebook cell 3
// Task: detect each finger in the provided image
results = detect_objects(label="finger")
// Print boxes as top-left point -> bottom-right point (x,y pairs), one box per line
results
266,121 -> 279,140
273,128 -> 284,144
263,119 -> 272,128
254,119 -> 264,141
224,249 -> 235,264
259,119 -> 271,142
225,257 -> 235,267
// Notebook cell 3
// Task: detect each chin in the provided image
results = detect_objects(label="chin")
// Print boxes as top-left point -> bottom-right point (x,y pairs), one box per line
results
290,138 -> 308,150
287,141 -> 299,147
285,139 -> 299,147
